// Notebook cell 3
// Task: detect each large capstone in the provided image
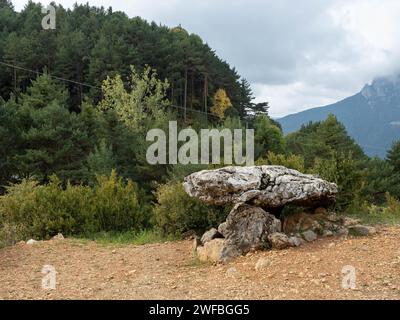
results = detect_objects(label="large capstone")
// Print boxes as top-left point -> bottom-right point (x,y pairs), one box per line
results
183,166 -> 337,208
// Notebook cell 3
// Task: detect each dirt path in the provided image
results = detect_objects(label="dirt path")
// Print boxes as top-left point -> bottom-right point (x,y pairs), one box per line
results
1,227 -> 400,300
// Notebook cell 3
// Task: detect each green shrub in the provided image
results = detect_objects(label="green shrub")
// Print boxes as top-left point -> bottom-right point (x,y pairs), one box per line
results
346,193 -> 400,225
153,180 -> 228,235
255,151 -> 305,172
91,171 -> 142,232
0,170 -> 144,244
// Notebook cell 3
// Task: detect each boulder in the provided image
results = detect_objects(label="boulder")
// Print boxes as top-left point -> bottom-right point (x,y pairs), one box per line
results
222,204 -> 282,255
268,232 -> 291,250
322,230 -> 334,237
336,227 -> 349,237
201,228 -> 221,244
192,236 -> 201,251
288,236 -> 303,247
26,239 -> 38,245
340,217 -> 361,227
183,166 -> 337,208
196,238 -> 226,263
51,233 -> 64,241
349,225 -> 376,236
283,211 -> 324,234
302,230 -> 317,242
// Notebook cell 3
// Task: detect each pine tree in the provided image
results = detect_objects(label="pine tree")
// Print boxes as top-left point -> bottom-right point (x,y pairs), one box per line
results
387,140 -> 400,172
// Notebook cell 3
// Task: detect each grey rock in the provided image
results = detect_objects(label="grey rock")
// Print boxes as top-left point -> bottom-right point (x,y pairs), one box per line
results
340,217 -> 361,227
226,267 -> 238,276
222,204 -> 282,255
289,236 -> 303,247
51,233 -> 64,240
26,239 -> 38,245
196,238 -> 226,263
192,236 -> 201,251
201,228 -> 221,244
322,230 -> 334,237
183,166 -> 337,208
302,230 -> 317,242
268,232 -> 291,250
349,225 -> 376,236
217,222 -> 228,237
336,227 -> 349,237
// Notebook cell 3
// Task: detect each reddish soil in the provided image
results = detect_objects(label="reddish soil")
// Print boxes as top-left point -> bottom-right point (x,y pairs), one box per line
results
1,226 -> 400,300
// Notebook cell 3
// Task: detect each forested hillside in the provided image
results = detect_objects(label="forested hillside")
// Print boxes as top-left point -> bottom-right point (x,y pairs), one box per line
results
1,0 -> 400,248
0,0 -> 254,117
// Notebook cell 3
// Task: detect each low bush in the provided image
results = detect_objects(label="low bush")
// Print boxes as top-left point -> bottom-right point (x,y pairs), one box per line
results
0,170 -> 144,245
346,193 -> 400,225
153,180 -> 229,235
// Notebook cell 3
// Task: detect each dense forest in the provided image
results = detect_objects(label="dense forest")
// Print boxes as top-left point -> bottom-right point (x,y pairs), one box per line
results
1,1 -> 400,246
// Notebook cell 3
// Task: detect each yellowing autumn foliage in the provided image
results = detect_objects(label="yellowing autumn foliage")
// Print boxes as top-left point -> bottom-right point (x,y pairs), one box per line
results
210,89 -> 232,120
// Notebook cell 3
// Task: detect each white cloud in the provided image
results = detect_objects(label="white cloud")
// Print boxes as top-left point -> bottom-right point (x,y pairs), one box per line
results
11,0 -> 400,117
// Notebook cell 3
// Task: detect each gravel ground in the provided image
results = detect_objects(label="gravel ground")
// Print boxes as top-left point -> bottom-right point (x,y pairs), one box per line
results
1,226 -> 400,300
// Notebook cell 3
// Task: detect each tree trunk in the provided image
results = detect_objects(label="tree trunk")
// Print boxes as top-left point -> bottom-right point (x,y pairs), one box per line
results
204,73 -> 208,122
184,68 -> 188,122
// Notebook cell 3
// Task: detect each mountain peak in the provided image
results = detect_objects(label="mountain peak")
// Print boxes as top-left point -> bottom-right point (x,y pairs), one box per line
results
278,74 -> 400,157
361,74 -> 400,101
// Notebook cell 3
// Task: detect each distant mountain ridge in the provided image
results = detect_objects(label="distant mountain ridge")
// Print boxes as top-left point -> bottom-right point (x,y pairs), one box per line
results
277,75 -> 400,157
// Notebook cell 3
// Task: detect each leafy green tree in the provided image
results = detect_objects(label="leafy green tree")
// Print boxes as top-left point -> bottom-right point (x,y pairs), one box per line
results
0,97 -> 20,190
254,115 -> 286,159
210,88 -> 232,120
387,140 -> 400,173
360,157 -> 400,203
287,114 -> 365,168
312,151 -> 362,210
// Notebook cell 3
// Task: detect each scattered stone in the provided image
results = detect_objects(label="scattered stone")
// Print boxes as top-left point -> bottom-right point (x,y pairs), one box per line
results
201,228 -> 221,244
288,236 -> 303,247
217,222 -> 227,237
51,233 -> 64,241
255,257 -> 272,271
283,211 -> 324,234
183,166 -> 338,208
268,232 -> 291,250
322,230 -> 334,237
226,267 -> 238,276
196,238 -> 226,263
341,217 -> 361,227
26,239 -> 38,245
349,225 -> 376,236
327,214 -> 340,222
192,236 -> 201,251
336,227 -> 349,237
302,230 -> 317,242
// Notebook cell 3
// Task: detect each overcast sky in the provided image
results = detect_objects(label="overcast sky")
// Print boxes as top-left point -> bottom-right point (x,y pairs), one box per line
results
12,0 -> 400,117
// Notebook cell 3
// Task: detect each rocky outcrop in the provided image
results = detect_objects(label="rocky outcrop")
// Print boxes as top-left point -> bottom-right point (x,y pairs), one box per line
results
185,165 -> 375,263
183,166 -> 337,208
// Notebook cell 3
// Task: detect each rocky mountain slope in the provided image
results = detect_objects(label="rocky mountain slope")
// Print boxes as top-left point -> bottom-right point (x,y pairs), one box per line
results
278,75 -> 400,157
